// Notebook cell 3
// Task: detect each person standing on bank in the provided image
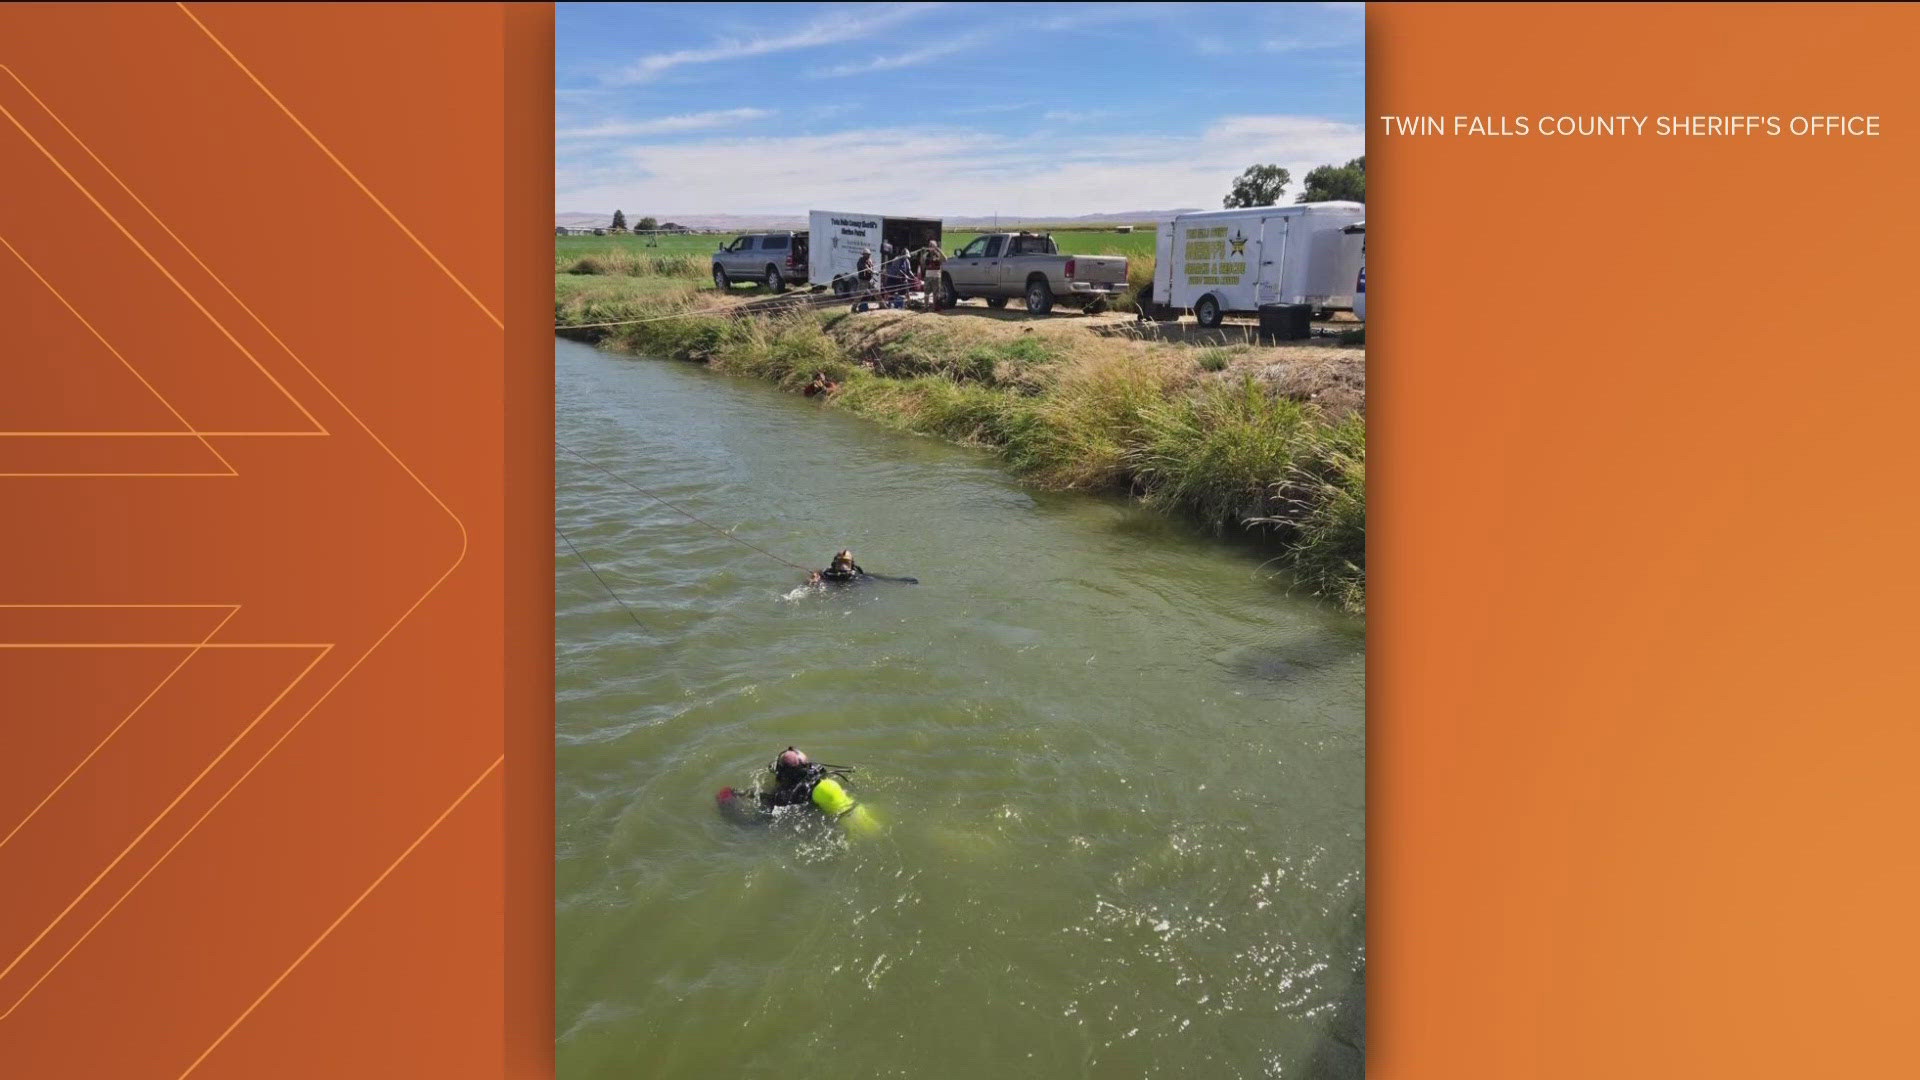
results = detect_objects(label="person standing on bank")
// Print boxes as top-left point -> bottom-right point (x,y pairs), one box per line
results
919,238 -> 946,309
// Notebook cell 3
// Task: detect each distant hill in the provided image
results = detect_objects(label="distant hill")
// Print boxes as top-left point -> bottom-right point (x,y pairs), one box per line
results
556,209 -> 1204,231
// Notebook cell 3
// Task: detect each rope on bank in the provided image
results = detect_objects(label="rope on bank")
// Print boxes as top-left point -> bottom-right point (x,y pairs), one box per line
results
556,440 -> 812,573
556,290 -> 854,330
556,525 -> 650,631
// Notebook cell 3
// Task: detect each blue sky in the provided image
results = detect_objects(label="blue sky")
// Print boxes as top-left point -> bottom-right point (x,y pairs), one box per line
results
556,2 -> 1364,218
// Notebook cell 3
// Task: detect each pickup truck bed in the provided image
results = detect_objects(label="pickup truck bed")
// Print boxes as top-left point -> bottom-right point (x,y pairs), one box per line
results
939,232 -> 1128,314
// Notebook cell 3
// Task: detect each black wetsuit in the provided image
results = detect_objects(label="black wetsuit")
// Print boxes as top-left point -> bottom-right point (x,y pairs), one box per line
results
759,763 -> 825,809
817,562 -> 920,586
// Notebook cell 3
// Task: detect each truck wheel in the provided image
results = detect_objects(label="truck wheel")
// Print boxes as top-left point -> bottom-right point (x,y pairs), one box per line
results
1085,297 -> 1109,315
833,276 -> 851,297
985,297 -> 1008,309
1194,294 -> 1223,328
938,273 -> 958,308
765,265 -> 785,293
713,265 -> 729,290
1025,276 -> 1054,315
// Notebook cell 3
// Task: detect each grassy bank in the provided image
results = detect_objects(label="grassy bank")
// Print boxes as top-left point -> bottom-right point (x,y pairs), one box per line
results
556,276 -> 1366,612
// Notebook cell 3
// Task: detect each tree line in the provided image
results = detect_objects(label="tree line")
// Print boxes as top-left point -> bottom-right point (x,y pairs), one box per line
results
605,210 -> 662,234
1222,156 -> 1366,209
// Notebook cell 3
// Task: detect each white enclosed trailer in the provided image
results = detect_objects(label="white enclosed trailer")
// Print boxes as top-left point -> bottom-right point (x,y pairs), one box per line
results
1151,201 -> 1365,327
1343,220 -> 1366,322
807,210 -> 944,294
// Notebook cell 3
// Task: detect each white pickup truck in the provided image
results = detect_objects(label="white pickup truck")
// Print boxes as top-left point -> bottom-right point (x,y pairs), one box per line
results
936,232 -> 1128,314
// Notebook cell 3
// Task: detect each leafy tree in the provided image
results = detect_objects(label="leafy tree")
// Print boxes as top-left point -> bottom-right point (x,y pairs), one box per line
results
635,216 -> 659,232
610,209 -> 628,233
1297,156 -> 1366,204
1223,164 -> 1291,208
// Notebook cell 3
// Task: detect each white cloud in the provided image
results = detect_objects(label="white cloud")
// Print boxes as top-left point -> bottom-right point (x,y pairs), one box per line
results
809,37 -> 975,78
555,114 -> 1364,218
1261,38 -> 1351,53
607,4 -> 945,84
1031,3 -> 1181,32
948,101 -> 1040,115
557,109 -> 773,139
1207,116 -> 1363,144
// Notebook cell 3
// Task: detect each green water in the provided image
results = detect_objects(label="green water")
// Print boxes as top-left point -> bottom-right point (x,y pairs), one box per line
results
555,337 -> 1365,1078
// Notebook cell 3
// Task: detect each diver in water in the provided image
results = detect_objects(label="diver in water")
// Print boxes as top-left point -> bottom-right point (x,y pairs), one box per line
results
812,549 -> 863,583
715,747 -> 877,834
806,550 -> 918,586
762,747 -> 832,807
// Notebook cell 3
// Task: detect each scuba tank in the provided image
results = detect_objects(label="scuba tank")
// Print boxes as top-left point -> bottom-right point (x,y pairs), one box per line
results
809,774 -> 880,837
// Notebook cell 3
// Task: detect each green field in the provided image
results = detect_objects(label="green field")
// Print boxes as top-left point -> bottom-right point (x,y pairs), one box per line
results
556,232 -> 718,267
943,229 -> 1157,258
557,226 -> 1159,271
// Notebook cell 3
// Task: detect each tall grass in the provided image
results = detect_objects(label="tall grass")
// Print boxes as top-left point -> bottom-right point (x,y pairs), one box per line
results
1008,354 -> 1187,488
709,312 -> 849,389
1264,415 -> 1367,612
1135,376 -> 1310,527
554,275 -> 705,335
560,251 -> 709,278
1108,254 -> 1157,314
1274,411 -> 1367,611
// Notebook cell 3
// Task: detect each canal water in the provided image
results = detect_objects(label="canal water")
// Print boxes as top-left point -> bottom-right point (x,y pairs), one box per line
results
554,337 -> 1365,1078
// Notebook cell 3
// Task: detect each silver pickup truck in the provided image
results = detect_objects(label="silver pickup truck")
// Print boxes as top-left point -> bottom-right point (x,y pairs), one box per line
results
936,232 -> 1128,314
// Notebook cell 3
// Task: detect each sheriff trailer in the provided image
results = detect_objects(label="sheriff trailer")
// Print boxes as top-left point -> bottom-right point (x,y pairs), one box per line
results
1150,201 -> 1366,328
808,210 -> 944,294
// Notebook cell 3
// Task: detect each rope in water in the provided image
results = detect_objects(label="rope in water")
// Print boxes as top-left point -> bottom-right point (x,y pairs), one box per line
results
556,440 -> 813,573
555,525 -> 649,631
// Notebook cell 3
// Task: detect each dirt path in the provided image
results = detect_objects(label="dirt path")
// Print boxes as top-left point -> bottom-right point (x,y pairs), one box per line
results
698,283 -> 1367,414
830,301 -> 1367,415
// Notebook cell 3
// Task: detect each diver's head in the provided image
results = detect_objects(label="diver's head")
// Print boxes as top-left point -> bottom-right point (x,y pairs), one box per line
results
772,747 -> 811,784
832,550 -> 855,569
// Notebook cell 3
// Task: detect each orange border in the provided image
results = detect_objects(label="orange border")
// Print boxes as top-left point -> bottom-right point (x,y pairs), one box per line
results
504,4 -> 557,1074
1371,4 -> 1920,1077
0,5 -> 539,1076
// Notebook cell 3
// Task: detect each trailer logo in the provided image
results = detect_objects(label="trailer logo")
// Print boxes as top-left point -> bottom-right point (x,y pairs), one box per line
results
1181,225 -> 1248,286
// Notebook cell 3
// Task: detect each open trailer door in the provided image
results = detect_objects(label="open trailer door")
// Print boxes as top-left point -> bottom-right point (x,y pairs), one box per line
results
810,210 -> 881,293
